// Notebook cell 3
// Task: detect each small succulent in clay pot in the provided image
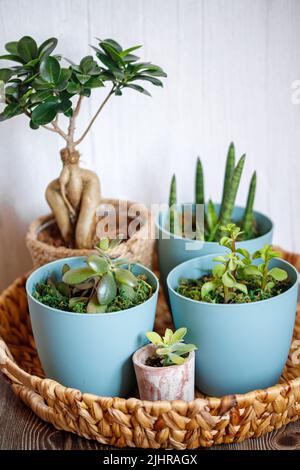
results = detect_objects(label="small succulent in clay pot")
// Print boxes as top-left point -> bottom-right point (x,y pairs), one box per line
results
133,328 -> 197,401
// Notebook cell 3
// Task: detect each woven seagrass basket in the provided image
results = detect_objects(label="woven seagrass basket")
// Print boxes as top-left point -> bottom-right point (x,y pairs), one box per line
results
0,247 -> 299,449
26,198 -> 155,269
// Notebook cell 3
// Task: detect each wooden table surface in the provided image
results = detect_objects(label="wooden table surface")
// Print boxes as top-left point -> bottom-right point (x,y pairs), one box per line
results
0,372 -> 299,451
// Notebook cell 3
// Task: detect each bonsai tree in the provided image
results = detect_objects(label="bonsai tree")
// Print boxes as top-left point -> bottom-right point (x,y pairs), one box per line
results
0,36 -> 167,248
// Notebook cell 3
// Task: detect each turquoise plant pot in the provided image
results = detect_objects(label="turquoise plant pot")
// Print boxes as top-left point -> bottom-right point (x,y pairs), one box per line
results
26,257 -> 159,397
156,204 -> 273,288
167,254 -> 298,397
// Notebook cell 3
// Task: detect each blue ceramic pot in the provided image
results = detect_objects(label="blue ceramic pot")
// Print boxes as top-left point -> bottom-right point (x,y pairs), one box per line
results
26,257 -> 159,397
167,254 -> 298,397
156,204 -> 273,287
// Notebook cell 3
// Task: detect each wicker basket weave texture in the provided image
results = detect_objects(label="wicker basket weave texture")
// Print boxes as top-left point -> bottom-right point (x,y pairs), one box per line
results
0,247 -> 299,449
26,198 -> 155,269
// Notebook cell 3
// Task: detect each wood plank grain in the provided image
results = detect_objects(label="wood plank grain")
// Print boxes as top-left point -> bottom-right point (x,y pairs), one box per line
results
0,372 -> 299,450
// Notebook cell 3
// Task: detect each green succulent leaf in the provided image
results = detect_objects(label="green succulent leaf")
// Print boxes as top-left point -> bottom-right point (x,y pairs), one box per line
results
213,264 -> 226,278
119,284 -> 135,300
219,236 -> 232,249
167,353 -> 186,365
222,271 -> 236,288
243,265 -> 262,277
268,267 -> 288,282
234,281 -> 248,295
62,267 -> 96,285
163,328 -> 173,344
96,272 -> 117,305
86,295 -> 107,313
201,280 -> 220,298
40,56 -> 61,84
62,263 -> 71,275
146,331 -> 163,345
87,255 -> 109,274
114,268 -> 138,288
170,327 -> 187,344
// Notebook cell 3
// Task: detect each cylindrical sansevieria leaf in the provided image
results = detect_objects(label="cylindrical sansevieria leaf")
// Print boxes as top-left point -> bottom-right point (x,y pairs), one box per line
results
169,174 -> 177,235
216,154 -> 246,236
242,171 -> 256,240
195,157 -> 204,204
219,142 -> 235,219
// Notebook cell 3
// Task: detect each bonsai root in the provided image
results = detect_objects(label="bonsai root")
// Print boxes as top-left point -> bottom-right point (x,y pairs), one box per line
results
46,150 -> 101,248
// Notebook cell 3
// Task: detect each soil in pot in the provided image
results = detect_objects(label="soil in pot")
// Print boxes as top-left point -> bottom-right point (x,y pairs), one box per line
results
38,213 -> 143,250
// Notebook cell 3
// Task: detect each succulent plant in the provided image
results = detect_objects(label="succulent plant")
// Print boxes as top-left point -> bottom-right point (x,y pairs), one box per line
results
33,236 -> 154,313
177,224 -> 289,304
167,143 -> 257,242
146,327 -> 197,366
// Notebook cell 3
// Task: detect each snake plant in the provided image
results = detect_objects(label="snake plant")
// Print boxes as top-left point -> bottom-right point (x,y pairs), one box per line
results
167,142 -> 257,242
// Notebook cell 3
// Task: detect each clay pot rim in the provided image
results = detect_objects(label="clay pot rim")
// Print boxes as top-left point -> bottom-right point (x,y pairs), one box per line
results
133,343 -> 195,371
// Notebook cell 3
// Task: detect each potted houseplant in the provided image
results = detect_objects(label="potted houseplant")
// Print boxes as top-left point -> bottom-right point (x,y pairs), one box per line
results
156,143 -> 273,285
0,35 -> 166,267
167,224 -> 298,397
133,327 -> 196,401
26,237 -> 159,397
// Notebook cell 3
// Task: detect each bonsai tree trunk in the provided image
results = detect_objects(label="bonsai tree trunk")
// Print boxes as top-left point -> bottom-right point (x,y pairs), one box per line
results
46,148 -> 101,248
43,94 -> 109,249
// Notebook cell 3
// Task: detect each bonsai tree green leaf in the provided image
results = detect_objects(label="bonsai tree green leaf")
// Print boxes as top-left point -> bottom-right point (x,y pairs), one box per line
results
17,36 -> 38,62
38,37 -> 58,58
40,56 -> 61,83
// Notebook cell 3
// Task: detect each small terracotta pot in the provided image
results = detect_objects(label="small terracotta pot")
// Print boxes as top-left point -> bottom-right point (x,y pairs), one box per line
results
133,344 -> 195,401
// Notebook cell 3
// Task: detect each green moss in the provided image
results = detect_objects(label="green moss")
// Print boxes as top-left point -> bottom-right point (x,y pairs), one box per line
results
32,275 -> 153,314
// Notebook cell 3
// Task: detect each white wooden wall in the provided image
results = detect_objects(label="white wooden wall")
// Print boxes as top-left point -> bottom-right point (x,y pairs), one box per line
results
0,0 -> 300,290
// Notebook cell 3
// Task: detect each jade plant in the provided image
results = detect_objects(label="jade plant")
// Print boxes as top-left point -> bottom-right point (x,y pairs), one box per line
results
145,327 -> 197,366
177,224 -> 290,304
168,142 -> 257,242
33,236 -> 154,313
0,36 -> 166,248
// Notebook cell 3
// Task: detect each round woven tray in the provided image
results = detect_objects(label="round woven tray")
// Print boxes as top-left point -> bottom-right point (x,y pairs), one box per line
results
0,248 -> 300,449
26,198 -> 155,269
